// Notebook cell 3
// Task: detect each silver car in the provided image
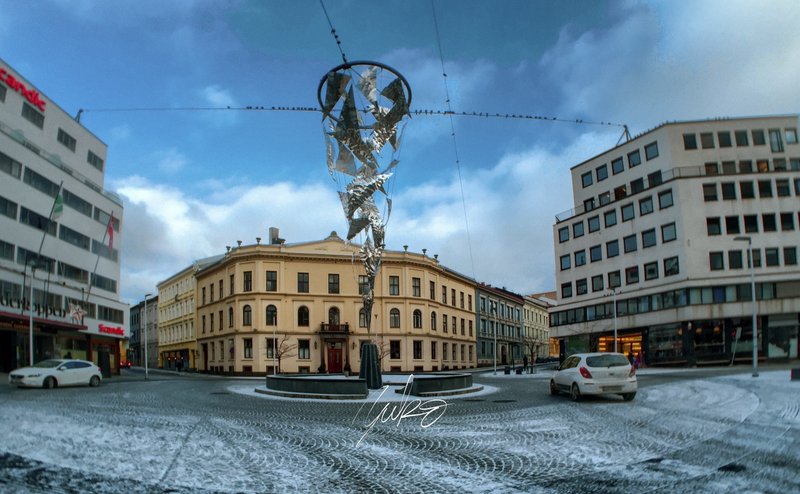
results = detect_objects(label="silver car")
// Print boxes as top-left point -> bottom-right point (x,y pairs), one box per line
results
9,359 -> 103,389
550,352 -> 637,401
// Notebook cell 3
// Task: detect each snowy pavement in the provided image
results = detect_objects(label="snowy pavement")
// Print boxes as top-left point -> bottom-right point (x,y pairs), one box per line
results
0,368 -> 798,493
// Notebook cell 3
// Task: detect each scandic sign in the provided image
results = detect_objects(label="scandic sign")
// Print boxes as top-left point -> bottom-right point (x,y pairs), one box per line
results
0,67 -> 47,112
98,324 -> 125,336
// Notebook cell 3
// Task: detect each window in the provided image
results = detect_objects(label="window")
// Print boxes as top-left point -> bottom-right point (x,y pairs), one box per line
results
558,227 -> 569,243
413,309 -> 422,328
784,247 -> 797,266
599,192 -> 611,206
357,275 -> 369,296
645,142 -> 659,160
641,229 -> 657,248
683,133 -> 698,150
412,340 -> 423,360
297,272 -> 309,293
647,170 -> 663,187
0,151 -> 23,179
230,275 -> 234,295
630,178 -> 644,194
735,130 -> 749,146
769,129 -> 784,152
762,214 -> 777,232
776,179 -> 791,197
621,203 -> 635,221
0,84 -> 5,102
614,185 -> 627,200
625,266 -> 639,285
623,234 -> 637,253
780,212 -> 795,231
758,180 -> 772,198
757,159 -> 770,173
266,271 -> 277,291
442,314 -> 448,333
587,215 -> 600,233
721,161 -> 737,175
583,198 -> 596,212
576,279 -> 587,296
390,308 -> 401,328
644,262 -> 659,280
728,250 -> 743,269
243,305 -> 252,326
725,216 -> 741,234
411,277 -> 421,297
581,171 -> 593,188
611,157 -> 624,175
740,181 -> 755,199
749,248 -> 762,268
590,245 -> 602,262
560,254 -> 571,271
574,250 -> 586,267
56,128 -> 77,152
785,128 -> 798,144
707,218 -> 721,235
23,168 -> 59,198
431,341 -> 437,360
573,221 -> 584,238
703,183 -> 718,201
765,248 -> 780,267
705,162 -> 719,175
228,307 -> 233,328
721,182 -> 736,200
298,340 -> 310,359
591,275 -> 604,292
700,132 -> 715,149
608,271 -> 621,289
716,131 -> 731,148
709,252 -> 724,270
561,282 -> 572,298
19,207 -> 56,236
390,340 -> 401,359
664,257 -> 679,277
752,129 -> 766,146
243,271 -> 252,292
266,305 -> 277,326
744,215 -> 759,233
606,239 -> 619,258
627,150 -> 641,168
59,225 -> 90,250
327,273 -> 340,294
87,150 -> 104,171
21,103 -> 44,128
243,338 -> 253,359
604,209 -> 617,228
388,275 -> 399,295
658,189 -> 673,209
596,164 -> 608,182
639,196 -> 653,215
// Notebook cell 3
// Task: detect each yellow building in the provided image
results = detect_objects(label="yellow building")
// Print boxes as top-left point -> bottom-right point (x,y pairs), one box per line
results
523,295 -> 551,360
195,231 -> 477,375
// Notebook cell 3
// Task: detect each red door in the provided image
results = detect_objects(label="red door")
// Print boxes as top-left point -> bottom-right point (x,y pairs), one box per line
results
327,348 -> 342,373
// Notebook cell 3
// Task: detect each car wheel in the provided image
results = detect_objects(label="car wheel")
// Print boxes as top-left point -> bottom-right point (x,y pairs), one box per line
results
622,392 -> 636,401
89,376 -> 100,387
570,383 -> 581,401
549,380 -> 560,395
43,377 -> 56,389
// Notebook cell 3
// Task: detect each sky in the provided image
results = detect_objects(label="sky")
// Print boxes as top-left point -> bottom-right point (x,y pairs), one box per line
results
1,0 -> 799,305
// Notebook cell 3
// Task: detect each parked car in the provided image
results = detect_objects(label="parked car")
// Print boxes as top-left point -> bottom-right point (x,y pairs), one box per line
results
550,352 -> 637,401
120,359 -> 132,369
8,359 -> 102,389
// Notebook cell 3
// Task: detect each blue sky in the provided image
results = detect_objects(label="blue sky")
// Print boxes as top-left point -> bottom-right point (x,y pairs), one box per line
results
2,0 -> 799,305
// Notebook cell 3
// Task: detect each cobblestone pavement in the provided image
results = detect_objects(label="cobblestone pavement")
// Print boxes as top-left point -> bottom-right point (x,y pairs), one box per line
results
0,367 -> 798,493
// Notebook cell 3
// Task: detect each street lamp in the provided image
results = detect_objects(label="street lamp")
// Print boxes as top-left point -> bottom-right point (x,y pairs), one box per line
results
491,301 -> 497,375
733,236 -> 758,377
612,289 -> 618,353
143,293 -> 152,380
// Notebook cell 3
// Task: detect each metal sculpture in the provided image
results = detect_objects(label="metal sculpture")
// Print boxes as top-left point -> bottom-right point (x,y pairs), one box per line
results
318,61 -> 411,388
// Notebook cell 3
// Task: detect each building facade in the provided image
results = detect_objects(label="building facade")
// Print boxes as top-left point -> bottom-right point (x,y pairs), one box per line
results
194,230 -> 477,375
551,115 -> 800,365
129,295 -> 158,369
523,294 -> 551,361
0,58 -> 128,373
476,284 -> 524,368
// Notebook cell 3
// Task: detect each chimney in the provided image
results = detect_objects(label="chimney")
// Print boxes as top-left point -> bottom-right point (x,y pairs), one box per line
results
269,227 -> 285,245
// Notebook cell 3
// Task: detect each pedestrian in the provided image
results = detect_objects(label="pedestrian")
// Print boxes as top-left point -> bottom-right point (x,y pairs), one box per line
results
633,353 -> 640,369
65,351 -> 73,359
523,355 -> 528,373
628,351 -> 633,365
640,351 -> 646,369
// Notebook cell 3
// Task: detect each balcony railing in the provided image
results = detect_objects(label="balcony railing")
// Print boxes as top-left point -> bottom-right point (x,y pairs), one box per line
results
320,323 -> 350,333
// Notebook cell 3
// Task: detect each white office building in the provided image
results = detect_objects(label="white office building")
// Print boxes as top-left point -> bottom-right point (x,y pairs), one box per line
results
0,58 -> 128,373
550,115 -> 799,365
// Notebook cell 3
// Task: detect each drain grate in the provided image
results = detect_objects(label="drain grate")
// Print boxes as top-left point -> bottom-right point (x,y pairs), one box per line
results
718,463 -> 746,473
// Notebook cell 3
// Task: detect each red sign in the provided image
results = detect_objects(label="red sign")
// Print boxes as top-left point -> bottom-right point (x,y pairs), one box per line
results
0,67 -> 47,112
98,324 -> 125,336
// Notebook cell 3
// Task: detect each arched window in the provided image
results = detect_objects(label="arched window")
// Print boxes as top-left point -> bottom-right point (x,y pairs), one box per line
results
328,307 -> 340,325
228,307 -> 233,328
390,308 -> 401,328
431,311 -> 437,330
413,309 -> 422,329
266,305 -> 277,326
359,308 -> 368,328
297,306 -> 309,327
242,305 -> 252,326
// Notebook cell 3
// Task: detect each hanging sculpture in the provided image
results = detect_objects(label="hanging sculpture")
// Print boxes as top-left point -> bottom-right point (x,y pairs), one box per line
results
318,61 -> 412,388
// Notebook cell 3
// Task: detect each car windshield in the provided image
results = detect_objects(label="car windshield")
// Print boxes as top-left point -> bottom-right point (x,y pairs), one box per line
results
586,354 -> 629,368
33,359 -> 64,368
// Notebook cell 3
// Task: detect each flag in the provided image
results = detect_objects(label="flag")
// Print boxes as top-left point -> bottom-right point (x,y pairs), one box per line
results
107,212 -> 115,250
51,193 -> 63,220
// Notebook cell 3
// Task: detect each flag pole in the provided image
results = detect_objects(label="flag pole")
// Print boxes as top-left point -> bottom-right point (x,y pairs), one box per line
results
83,211 -> 114,308
29,181 -> 64,366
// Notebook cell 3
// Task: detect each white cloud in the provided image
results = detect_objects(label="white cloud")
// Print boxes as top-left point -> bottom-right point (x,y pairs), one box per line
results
152,148 -> 188,174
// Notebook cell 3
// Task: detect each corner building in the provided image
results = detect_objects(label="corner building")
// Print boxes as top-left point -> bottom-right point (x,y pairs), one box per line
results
551,115 -> 800,365
195,231 -> 477,374
0,59 -> 127,372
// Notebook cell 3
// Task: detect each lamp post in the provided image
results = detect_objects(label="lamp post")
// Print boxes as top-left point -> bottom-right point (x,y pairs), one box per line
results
492,301 -> 497,375
143,293 -> 152,380
734,236 -> 758,377
612,289 -> 618,353
272,325 -> 277,376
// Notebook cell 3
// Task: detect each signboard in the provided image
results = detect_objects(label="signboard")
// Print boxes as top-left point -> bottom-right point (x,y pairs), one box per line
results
0,67 -> 47,112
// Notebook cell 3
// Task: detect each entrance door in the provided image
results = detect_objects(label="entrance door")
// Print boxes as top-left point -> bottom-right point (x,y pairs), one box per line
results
327,348 -> 343,373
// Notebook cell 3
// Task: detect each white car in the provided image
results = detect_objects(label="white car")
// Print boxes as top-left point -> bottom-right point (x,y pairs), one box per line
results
8,359 -> 102,389
550,352 -> 637,401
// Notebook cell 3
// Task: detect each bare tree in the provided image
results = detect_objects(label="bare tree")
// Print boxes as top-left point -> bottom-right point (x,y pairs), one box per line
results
522,335 -> 541,373
271,334 -> 297,374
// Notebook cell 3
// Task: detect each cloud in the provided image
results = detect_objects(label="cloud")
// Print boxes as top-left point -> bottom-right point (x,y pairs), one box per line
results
152,148 -> 188,174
